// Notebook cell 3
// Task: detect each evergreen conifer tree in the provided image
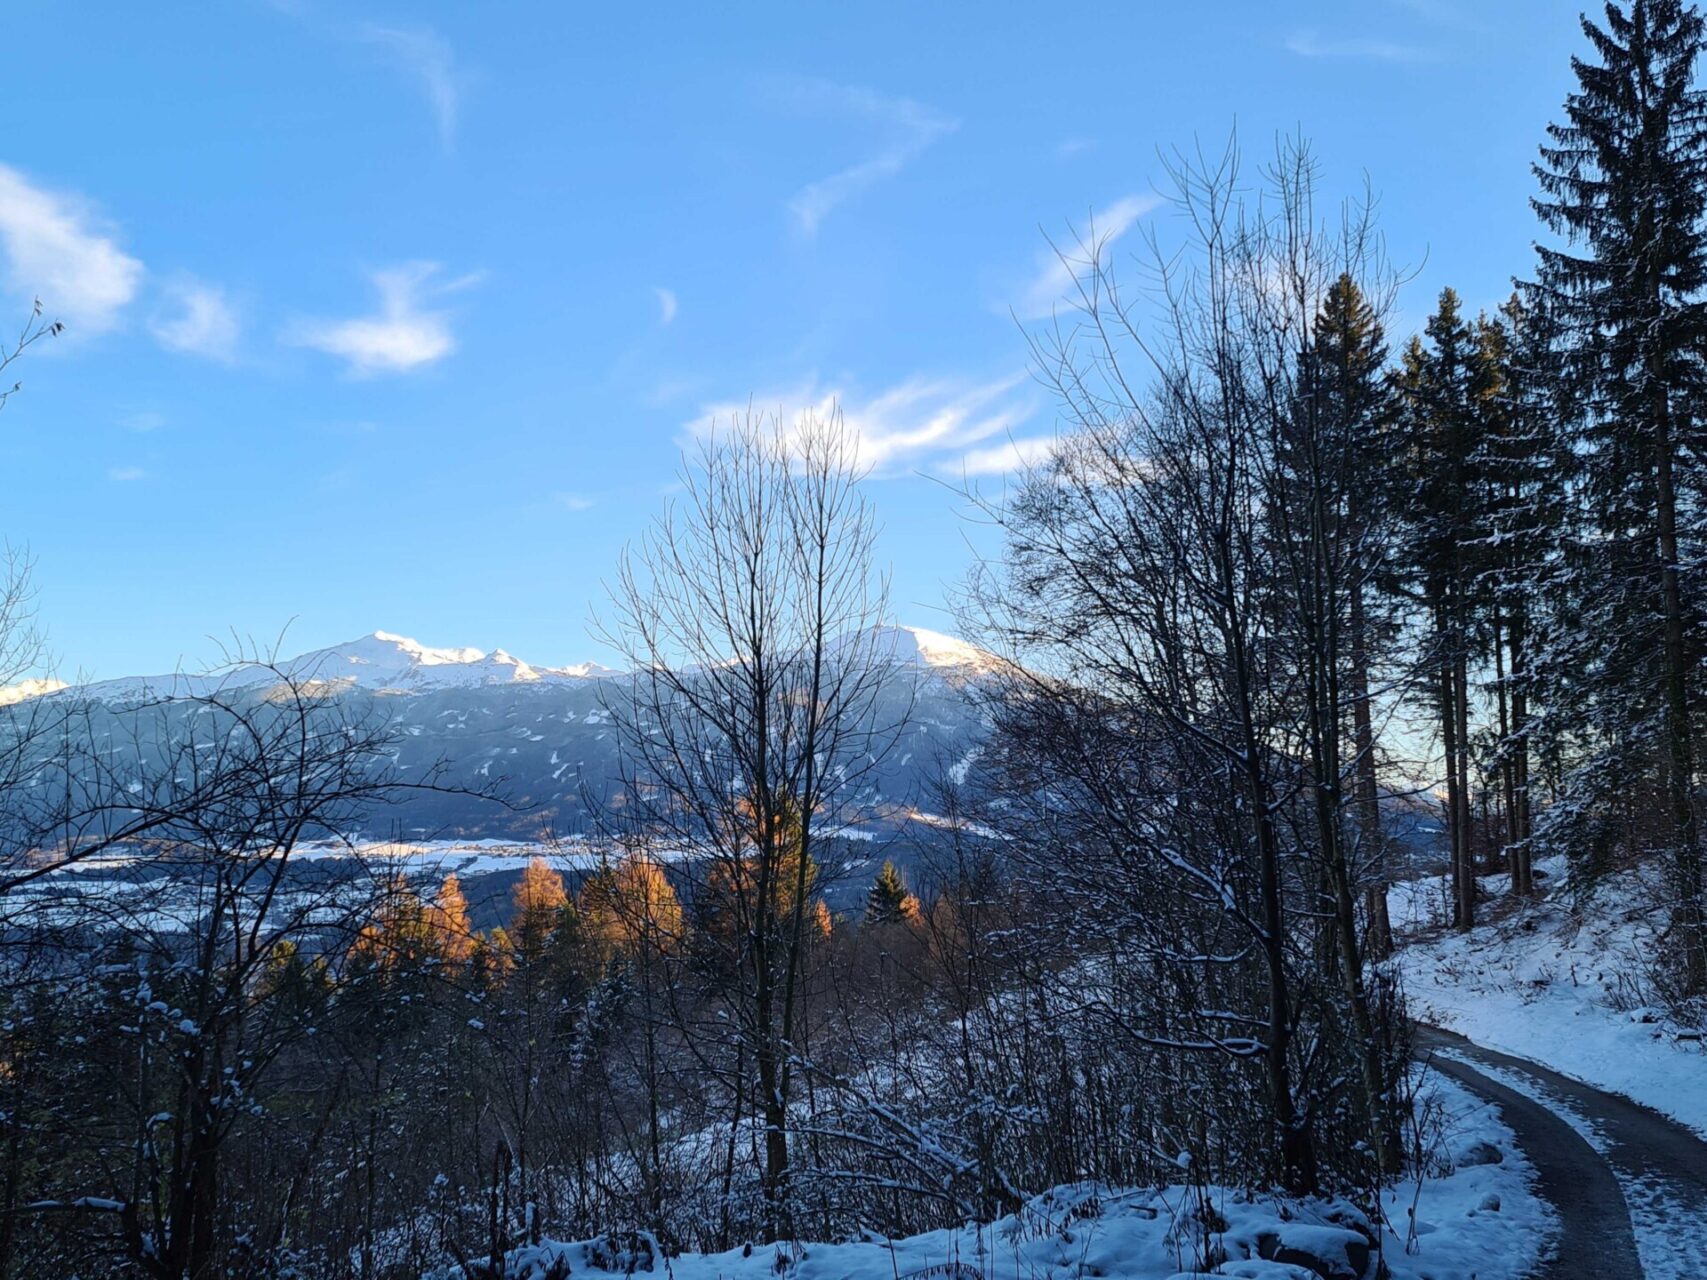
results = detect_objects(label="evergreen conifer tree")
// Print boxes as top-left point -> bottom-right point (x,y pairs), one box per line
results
1467,298 -> 1571,897
1306,273 -> 1400,954
1530,0 -> 1707,987
1397,288 -> 1487,929
864,859 -> 919,926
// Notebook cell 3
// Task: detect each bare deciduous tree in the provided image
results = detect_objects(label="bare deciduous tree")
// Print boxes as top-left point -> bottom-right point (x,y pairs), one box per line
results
966,136 -> 1410,1193
597,408 -> 907,1238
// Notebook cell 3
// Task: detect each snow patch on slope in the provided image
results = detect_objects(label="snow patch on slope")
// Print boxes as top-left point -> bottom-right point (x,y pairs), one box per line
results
426,1110 -> 1547,1280
874,624 -> 998,670
1392,856 -> 1707,1139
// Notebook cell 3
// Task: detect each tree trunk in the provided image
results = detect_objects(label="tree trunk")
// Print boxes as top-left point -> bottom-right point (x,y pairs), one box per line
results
1250,752 -> 1315,1193
1509,603 -> 1534,895
1440,614 -> 1469,931
1454,641 -> 1475,928
1349,573 -> 1392,958
1654,390 -> 1705,991
1493,607 -> 1521,892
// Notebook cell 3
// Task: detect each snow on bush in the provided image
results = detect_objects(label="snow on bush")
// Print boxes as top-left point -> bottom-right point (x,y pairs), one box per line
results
426,1074 -> 1546,1280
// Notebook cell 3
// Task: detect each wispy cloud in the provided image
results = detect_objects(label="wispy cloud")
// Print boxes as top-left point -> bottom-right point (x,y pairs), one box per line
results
554,492 -> 597,512
686,373 -> 1036,477
0,164 -> 143,333
958,436 -> 1056,477
317,465 -> 358,493
779,80 -> 958,237
287,261 -> 479,376
150,276 -> 239,361
361,24 -> 463,151
652,286 -> 678,325
1284,31 -> 1432,61
107,465 -> 147,483
1055,137 -> 1097,159
119,410 -> 165,433
1018,193 -> 1162,320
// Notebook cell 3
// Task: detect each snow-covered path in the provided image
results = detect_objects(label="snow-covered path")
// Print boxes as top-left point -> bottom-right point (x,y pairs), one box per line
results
1420,1026 -> 1707,1279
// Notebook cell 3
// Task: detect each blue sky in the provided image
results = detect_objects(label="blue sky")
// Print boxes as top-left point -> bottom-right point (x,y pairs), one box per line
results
2,1 -> 1583,678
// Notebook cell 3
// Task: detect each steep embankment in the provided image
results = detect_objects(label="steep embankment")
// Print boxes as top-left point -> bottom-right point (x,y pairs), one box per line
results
1391,856 -> 1707,1139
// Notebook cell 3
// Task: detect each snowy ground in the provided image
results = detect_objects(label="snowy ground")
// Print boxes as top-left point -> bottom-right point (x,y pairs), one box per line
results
1391,855 -> 1707,1139
429,1075 -> 1547,1280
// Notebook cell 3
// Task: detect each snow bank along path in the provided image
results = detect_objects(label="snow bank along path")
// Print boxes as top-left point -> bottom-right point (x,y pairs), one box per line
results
1391,857 -> 1707,1140
1422,1025 -> 1707,1280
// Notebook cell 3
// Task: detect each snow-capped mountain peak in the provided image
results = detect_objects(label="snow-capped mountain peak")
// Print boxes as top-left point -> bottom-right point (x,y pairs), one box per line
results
875,625 -> 1001,671
5,624 -> 1003,706
265,632 -> 576,693
368,631 -> 486,666
0,676 -> 69,707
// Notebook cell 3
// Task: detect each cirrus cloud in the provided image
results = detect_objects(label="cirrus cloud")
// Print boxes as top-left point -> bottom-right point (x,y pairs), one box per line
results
1017,192 -> 1162,320
777,79 -> 959,237
686,373 -> 1039,478
359,23 -> 464,152
150,277 -> 240,361
1284,31 -> 1433,61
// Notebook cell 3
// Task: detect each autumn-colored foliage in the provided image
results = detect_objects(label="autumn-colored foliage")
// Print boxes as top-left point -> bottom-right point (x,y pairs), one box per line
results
425,872 -> 474,964
579,854 -> 683,962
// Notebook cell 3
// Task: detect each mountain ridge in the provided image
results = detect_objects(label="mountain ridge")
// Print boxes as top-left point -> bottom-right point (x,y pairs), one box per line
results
1,625 -> 997,841
1,623 -> 999,706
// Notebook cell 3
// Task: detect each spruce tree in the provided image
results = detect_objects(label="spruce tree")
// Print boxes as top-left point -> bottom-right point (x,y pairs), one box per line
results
1530,0 -> 1707,987
1396,288 -> 1486,930
1468,298 -> 1571,897
864,859 -> 918,926
1306,273 -> 1399,955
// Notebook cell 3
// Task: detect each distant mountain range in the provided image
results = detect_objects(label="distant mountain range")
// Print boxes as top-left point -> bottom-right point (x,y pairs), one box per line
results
5,626 -> 998,841
4,627 -> 1444,882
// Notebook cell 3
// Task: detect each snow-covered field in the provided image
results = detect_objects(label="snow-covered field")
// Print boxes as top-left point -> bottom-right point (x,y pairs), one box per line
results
288,835 -> 632,877
1392,856 -> 1707,1139
428,1075 -> 1547,1280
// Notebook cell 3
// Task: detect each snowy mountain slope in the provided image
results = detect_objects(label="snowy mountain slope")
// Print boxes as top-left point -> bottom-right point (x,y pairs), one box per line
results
16,631 -> 617,704
842,624 -> 1011,674
4,625 -> 997,841
8,624 -> 997,705
422,1114 -> 1549,1280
